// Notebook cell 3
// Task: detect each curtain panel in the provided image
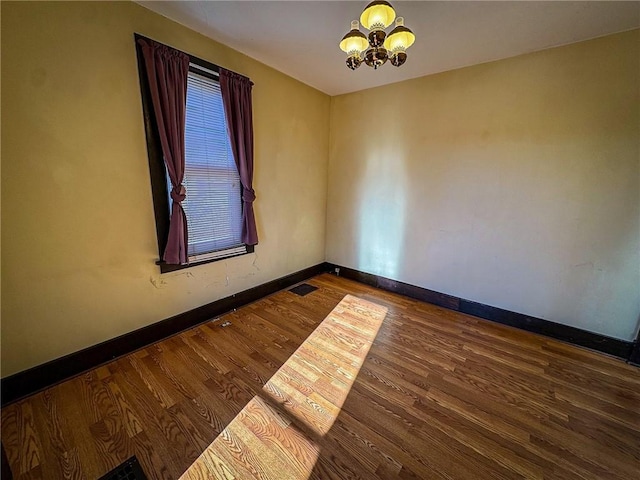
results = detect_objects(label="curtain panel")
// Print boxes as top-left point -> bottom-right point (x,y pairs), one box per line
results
219,69 -> 259,245
137,38 -> 190,264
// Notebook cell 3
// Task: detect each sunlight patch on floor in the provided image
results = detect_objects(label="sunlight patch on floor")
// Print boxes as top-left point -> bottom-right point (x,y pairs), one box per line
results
179,294 -> 387,479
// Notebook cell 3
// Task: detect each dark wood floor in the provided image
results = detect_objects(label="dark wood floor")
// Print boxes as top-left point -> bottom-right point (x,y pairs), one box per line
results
2,274 -> 639,479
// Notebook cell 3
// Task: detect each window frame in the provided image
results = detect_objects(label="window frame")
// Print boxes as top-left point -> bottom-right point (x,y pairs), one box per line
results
135,34 -> 253,273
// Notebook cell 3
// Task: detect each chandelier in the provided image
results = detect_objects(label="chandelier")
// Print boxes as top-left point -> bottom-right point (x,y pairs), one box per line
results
339,1 -> 416,70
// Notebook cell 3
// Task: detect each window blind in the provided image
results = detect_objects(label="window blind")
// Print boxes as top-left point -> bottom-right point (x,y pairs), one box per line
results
182,70 -> 243,259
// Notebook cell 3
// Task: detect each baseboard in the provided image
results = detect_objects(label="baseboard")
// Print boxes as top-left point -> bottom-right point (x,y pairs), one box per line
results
1,262 -> 332,407
629,342 -> 640,366
329,263 -> 634,361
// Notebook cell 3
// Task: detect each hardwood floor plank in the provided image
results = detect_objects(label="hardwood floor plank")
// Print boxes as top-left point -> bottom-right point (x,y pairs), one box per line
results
2,404 -> 22,473
54,381 -> 105,479
131,431 -> 175,480
29,392 -> 69,480
18,402 -> 42,475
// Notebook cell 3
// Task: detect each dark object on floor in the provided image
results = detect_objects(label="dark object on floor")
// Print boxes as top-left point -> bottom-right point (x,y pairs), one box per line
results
1,442 -> 12,480
289,283 -> 318,296
98,456 -> 148,480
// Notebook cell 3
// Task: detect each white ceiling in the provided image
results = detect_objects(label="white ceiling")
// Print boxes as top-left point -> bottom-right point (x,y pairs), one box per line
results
138,1 -> 640,96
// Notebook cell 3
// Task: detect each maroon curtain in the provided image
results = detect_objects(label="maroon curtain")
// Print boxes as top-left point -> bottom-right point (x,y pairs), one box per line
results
219,68 -> 258,245
138,38 -> 190,264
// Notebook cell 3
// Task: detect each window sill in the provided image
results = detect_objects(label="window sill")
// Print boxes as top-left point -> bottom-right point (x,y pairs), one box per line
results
157,245 -> 254,273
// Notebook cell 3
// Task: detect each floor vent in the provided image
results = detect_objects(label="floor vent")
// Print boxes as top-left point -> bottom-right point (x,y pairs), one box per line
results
99,456 -> 148,480
289,283 -> 318,296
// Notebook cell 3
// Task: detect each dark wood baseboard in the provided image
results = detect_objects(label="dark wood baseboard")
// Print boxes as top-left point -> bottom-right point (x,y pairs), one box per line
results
329,264 -> 634,361
629,341 -> 640,366
1,262 -> 332,407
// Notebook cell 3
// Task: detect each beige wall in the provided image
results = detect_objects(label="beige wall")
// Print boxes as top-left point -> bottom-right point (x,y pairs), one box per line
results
327,30 -> 640,341
1,1 -> 330,376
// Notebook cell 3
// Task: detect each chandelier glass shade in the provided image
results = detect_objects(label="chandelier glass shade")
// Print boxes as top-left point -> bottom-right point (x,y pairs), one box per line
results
340,1 -> 415,70
360,1 -> 396,31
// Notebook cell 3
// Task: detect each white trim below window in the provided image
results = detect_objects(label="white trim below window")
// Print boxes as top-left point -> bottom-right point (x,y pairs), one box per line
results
188,245 -> 247,263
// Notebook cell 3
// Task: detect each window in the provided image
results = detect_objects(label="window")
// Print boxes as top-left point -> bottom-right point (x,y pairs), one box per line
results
182,67 -> 244,261
136,35 -> 253,273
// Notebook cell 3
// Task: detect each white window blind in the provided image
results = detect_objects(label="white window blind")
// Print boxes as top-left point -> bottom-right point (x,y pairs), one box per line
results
182,70 -> 243,260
